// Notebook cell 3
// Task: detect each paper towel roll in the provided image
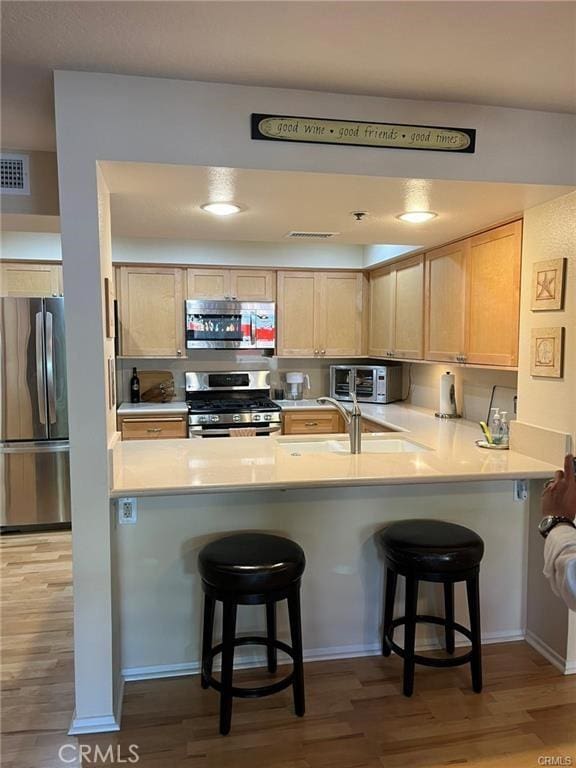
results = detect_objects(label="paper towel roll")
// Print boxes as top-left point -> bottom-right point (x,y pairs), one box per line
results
439,371 -> 457,416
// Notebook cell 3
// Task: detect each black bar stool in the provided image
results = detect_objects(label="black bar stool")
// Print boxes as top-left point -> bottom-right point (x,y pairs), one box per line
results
378,519 -> 484,697
198,533 -> 306,735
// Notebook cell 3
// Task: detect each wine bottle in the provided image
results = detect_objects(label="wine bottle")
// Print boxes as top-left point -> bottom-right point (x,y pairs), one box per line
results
130,367 -> 140,403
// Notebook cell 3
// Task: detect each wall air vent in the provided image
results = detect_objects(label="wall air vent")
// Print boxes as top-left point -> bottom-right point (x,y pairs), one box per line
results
285,231 -> 339,239
1,153 -> 30,195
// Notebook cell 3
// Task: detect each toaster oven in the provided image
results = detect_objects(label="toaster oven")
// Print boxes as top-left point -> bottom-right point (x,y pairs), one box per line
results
330,364 -> 402,404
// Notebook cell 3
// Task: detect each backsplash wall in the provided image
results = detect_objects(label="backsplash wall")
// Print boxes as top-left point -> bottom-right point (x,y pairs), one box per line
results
117,355 -> 517,424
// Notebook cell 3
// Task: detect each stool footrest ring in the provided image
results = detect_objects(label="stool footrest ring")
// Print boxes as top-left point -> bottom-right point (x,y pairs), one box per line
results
385,615 -> 474,668
202,636 -> 295,699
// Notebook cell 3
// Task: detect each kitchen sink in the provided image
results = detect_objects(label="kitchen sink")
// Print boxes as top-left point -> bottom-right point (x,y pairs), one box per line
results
276,437 -> 429,455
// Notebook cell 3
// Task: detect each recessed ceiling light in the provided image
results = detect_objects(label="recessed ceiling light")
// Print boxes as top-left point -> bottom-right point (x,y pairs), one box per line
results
201,202 -> 242,216
396,211 -> 437,224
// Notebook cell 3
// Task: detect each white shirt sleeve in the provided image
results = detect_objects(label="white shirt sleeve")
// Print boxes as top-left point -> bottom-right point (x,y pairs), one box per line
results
543,524 -> 576,612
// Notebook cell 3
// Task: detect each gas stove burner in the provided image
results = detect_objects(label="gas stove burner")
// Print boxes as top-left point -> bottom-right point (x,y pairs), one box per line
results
187,397 -> 281,414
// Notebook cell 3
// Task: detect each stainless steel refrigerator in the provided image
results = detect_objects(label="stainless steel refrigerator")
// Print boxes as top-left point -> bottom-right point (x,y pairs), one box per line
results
1,297 -> 71,530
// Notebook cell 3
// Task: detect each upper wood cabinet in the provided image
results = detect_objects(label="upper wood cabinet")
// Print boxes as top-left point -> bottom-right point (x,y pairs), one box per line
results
424,220 -> 522,367
119,266 -> 185,357
277,271 -> 365,357
466,221 -> 522,367
425,240 -> 469,362
368,265 -> 395,357
186,268 -> 275,301
0,262 -> 63,297
368,255 -> 424,359
186,268 -> 229,300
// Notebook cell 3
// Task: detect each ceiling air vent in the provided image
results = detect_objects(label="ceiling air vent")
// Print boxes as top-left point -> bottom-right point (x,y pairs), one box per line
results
1,153 -> 30,195
286,231 -> 340,239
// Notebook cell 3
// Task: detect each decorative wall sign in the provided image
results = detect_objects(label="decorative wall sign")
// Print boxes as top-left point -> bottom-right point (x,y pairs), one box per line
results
530,326 -> 564,378
530,258 -> 566,311
251,113 -> 476,153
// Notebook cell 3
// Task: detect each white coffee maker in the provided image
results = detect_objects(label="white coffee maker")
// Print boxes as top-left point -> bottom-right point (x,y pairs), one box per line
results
285,372 -> 310,401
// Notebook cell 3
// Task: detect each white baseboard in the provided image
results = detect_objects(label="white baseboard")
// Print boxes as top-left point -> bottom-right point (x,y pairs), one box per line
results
68,675 -> 125,735
122,629 -> 525,682
525,630 -> 573,675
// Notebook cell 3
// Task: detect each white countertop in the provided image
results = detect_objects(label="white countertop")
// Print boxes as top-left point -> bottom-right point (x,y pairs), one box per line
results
117,402 -> 188,416
110,402 -> 556,497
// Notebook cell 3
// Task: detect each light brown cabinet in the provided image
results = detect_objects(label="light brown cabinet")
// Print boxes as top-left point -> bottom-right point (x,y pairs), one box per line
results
0,262 -> 63,297
118,266 -> 185,357
368,255 -> 424,359
424,220 -> 521,367
282,409 -> 344,435
186,268 -> 275,301
118,415 -> 187,440
466,221 -> 522,367
425,240 -> 469,362
277,271 -> 365,357
361,418 -> 394,433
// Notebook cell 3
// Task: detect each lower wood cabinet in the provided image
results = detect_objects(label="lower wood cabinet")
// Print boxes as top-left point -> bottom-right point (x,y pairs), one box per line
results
282,410 -> 344,435
361,418 -> 394,433
118,415 -> 187,440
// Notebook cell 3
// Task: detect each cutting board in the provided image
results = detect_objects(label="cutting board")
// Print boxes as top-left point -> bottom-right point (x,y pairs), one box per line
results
139,370 -> 175,403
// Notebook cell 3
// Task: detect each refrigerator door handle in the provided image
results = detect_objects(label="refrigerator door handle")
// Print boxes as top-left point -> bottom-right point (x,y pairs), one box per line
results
35,312 -> 47,425
46,311 -> 57,424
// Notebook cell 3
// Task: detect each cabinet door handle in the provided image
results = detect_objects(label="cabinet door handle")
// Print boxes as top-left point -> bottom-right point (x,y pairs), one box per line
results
314,349 -> 319,355
321,349 -> 326,355
126,417 -> 183,423
305,422 -> 319,427
146,428 -> 162,433
177,349 -> 182,356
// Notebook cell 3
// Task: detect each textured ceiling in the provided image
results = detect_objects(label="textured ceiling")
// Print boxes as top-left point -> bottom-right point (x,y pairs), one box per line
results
2,1 -> 575,151
102,162 -> 573,246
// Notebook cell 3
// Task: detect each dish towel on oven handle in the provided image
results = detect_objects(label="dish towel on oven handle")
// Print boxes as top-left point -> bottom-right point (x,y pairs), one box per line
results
229,427 -> 258,437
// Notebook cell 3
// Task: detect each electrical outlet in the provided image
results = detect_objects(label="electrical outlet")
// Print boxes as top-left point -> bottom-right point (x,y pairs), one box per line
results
118,497 -> 137,524
513,480 -> 528,502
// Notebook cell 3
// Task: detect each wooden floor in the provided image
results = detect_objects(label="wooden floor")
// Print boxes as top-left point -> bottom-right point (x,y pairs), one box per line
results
2,532 -> 575,768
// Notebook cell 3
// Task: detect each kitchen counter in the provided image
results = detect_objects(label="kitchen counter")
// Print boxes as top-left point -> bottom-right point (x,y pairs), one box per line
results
110,403 -> 556,497
117,401 -> 188,416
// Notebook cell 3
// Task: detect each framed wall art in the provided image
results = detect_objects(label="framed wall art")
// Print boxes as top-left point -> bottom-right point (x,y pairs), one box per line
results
530,326 -> 564,378
530,258 -> 566,311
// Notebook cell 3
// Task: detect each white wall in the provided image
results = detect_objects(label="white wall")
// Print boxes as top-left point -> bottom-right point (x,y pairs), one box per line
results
118,482 -> 527,678
0,231 -> 62,261
53,70 -> 576,732
406,363 -> 518,424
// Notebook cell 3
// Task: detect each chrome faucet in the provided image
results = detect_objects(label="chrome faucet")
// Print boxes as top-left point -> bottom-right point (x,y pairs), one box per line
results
317,393 -> 362,454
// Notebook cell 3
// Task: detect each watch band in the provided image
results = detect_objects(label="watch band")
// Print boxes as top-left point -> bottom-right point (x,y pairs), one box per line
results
539,515 -> 576,539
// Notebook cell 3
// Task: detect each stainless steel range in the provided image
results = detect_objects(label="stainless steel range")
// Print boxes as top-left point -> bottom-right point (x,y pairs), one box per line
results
186,371 -> 282,438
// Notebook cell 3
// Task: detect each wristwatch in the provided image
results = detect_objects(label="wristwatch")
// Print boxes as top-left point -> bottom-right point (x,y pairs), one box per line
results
538,515 -> 576,539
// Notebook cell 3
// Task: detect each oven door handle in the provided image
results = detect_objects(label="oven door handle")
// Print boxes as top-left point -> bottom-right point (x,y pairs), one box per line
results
189,424 -> 282,437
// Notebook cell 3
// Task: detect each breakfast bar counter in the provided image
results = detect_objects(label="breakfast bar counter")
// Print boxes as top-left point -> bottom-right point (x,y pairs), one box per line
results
110,404 -> 556,497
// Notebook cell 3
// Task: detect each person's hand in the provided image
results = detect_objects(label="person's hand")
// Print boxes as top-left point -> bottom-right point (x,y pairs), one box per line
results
541,454 -> 576,521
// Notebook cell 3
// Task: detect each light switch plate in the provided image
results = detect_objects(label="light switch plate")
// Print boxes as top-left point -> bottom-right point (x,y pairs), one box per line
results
118,497 -> 137,524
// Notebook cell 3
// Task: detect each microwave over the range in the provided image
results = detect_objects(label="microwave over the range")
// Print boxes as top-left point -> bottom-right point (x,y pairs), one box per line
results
330,364 -> 403,404
185,300 -> 275,350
